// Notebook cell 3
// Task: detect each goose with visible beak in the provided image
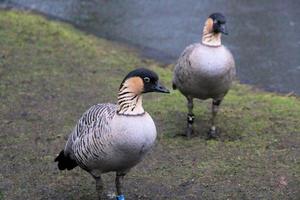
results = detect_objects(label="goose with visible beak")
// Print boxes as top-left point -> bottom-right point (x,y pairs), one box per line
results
173,13 -> 236,139
55,68 -> 169,200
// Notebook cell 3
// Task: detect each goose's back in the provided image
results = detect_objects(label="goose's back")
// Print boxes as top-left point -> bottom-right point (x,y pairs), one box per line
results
173,43 -> 235,99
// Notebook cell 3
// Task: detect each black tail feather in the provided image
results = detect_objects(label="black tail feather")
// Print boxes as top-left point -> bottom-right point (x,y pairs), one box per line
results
54,150 -> 78,170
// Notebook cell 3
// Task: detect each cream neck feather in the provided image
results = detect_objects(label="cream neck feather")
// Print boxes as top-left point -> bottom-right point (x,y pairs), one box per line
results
201,18 -> 222,47
117,80 -> 145,116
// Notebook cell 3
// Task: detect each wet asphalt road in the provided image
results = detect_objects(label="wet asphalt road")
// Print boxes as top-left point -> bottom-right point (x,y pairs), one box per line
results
3,0 -> 300,94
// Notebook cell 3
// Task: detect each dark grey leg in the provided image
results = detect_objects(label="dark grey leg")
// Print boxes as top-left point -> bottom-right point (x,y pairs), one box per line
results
95,176 -> 104,200
208,99 -> 222,139
115,172 -> 126,200
186,97 -> 194,138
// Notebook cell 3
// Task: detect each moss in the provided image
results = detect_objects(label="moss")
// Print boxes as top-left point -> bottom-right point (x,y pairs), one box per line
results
0,10 -> 299,200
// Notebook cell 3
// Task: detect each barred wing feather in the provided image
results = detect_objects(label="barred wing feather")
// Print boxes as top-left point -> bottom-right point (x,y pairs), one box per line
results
64,103 -> 117,168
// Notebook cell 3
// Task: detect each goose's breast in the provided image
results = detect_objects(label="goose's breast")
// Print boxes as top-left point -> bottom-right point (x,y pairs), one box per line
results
183,45 -> 235,99
109,113 -> 157,168
190,45 -> 235,77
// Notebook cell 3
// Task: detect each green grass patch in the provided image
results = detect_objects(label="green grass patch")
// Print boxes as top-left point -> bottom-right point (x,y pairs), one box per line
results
0,10 -> 299,200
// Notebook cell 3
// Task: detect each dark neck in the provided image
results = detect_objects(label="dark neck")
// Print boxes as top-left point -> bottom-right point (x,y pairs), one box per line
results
201,20 -> 222,47
117,86 -> 144,116
202,32 -> 222,47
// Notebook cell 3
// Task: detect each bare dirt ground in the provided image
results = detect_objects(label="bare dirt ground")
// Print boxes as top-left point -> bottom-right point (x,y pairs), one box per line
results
0,10 -> 299,200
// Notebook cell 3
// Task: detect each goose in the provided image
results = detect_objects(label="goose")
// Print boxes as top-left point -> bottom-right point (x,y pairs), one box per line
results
172,13 -> 236,139
55,68 -> 169,200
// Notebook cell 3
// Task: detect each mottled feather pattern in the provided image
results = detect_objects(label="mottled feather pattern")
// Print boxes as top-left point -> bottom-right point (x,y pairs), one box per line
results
173,44 -> 196,88
65,103 -> 117,169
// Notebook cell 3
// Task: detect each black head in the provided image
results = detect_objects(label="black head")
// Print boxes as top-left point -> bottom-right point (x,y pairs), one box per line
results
209,13 -> 228,35
120,68 -> 169,94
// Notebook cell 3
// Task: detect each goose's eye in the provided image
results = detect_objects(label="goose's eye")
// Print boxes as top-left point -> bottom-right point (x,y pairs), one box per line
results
144,77 -> 150,83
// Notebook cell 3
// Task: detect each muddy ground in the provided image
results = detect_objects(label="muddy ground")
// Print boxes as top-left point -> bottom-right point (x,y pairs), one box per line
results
0,10 -> 299,200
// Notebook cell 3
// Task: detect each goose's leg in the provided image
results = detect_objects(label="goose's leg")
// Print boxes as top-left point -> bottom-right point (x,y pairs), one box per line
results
208,99 -> 222,139
115,172 -> 126,200
94,176 -> 104,200
186,96 -> 194,138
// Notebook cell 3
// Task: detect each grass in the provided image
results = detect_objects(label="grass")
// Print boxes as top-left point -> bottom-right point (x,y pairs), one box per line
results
0,10 -> 299,200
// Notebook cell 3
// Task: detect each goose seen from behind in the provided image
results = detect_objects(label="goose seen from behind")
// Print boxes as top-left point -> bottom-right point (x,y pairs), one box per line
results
173,13 -> 236,139
55,68 -> 169,200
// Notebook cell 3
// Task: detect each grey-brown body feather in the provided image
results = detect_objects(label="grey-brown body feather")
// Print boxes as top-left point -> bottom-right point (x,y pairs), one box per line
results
173,43 -> 235,100
64,103 -> 157,175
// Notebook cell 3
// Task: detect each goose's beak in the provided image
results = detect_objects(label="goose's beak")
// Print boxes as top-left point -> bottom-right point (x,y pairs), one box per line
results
153,82 -> 170,93
220,24 -> 228,35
